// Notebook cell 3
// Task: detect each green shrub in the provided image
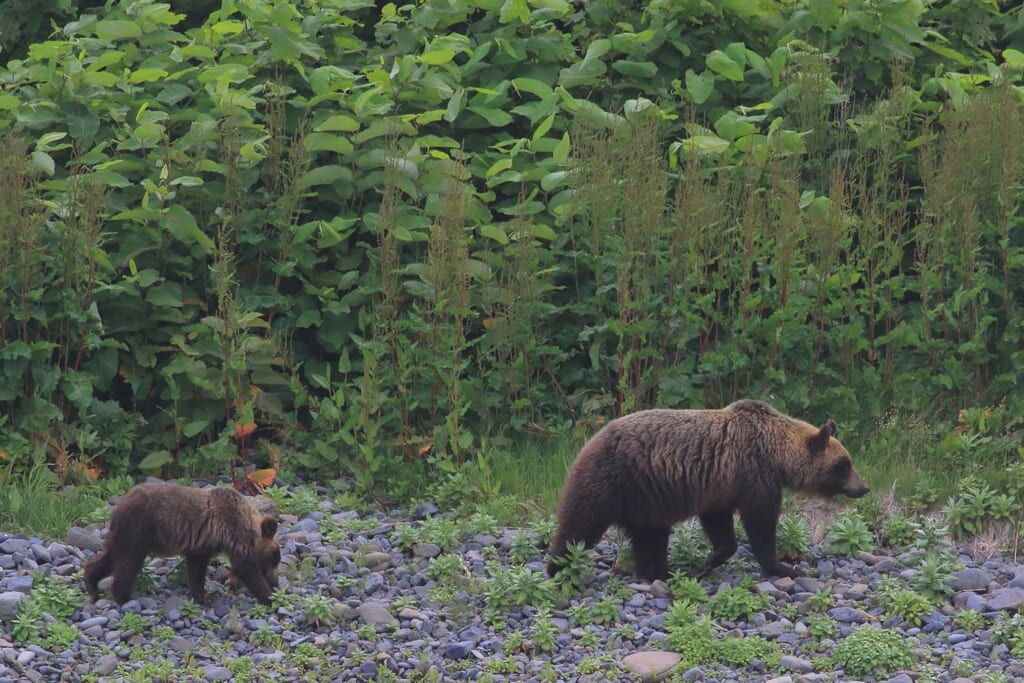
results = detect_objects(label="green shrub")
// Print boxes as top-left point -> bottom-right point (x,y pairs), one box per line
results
831,627 -> 915,678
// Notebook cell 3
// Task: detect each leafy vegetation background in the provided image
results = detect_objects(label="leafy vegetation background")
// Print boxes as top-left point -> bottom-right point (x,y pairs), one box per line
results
1,0 -> 1023,495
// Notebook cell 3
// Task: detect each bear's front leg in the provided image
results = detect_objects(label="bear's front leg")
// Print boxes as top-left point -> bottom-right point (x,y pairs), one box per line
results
185,554 -> 211,603
739,504 -> 803,578
624,525 -> 671,581
230,560 -> 273,604
696,510 -> 739,578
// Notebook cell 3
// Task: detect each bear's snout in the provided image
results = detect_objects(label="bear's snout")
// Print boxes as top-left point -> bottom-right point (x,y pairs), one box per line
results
843,473 -> 870,498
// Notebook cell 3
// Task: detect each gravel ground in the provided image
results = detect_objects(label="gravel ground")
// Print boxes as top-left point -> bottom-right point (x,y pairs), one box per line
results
1,482 -> 1023,682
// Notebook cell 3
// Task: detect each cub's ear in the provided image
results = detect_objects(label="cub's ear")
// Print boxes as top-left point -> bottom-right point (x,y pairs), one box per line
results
260,517 -> 278,539
810,419 -> 837,452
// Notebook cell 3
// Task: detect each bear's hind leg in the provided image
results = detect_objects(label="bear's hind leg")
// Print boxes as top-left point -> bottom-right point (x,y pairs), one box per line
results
110,553 -> 147,604
624,525 -> 671,580
83,550 -> 113,599
696,510 -> 738,578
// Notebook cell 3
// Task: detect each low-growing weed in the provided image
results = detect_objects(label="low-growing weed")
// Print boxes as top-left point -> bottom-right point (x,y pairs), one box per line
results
667,572 -> 708,603
831,626 -> 914,678
826,511 -> 875,555
708,586 -> 770,622
777,514 -> 810,559
876,577 -> 933,626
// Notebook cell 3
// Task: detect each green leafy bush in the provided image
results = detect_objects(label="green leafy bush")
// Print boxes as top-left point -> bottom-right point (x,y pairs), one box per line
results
831,627 -> 915,678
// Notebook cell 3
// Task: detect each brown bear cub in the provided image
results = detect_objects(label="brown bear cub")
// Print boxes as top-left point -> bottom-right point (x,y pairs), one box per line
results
547,399 -> 870,581
83,481 -> 281,605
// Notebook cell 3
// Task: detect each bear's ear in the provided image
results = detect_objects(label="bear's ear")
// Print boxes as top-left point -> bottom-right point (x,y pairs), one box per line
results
810,419 -> 837,452
260,516 -> 278,539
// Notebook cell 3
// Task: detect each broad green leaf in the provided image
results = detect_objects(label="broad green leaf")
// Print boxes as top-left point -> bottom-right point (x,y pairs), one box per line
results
612,60 -> 658,78
552,132 -> 570,163
807,0 -> 841,28
682,134 -> 730,155
138,450 -> 173,470
714,112 -> 758,141
305,132 -> 355,155
706,50 -> 745,82
316,114 -> 359,132
446,89 -> 467,122
921,41 -> 970,66
1004,48 -> 1024,68
532,112 -> 556,142
30,151 -> 55,176
421,48 -> 457,65
161,205 -> 214,252
94,20 -> 141,41
129,68 -> 169,84
65,104 -> 100,142
499,0 -> 530,24
468,106 -> 514,126
486,158 -> 514,178
0,94 -> 19,110
479,224 -> 509,244
512,78 -> 553,98
685,69 -> 714,103
301,165 -> 352,188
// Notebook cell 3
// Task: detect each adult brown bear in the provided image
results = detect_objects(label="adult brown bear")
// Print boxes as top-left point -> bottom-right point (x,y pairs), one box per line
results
83,481 -> 281,604
546,400 -> 870,580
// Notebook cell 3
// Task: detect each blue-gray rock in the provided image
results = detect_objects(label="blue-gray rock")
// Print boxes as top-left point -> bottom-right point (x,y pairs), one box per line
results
0,592 -> 25,620
364,573 -> 386,594
985,588 -> 1024,612
444,641 -> 473,660
828,607 -> 867,623
79,617 -> 108,630
414,503 -> 440,519
65,528 -> 103,552
5,576 -> 33,595
779,655 -> 814,673
29,545 -> 50,564
203,665 -> 233,681
952,568 -> 989,592
291,518 -> 320,533
0,539 -> 30,555
965,593 -> 986,611
94,653 -> 118,677
883,674 -> 914,683
357,601 -> 396,626
1009,571 -> 1024,590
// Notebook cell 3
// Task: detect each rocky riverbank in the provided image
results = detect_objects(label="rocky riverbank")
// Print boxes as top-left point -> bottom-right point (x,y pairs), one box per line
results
0,485 -> 1022,682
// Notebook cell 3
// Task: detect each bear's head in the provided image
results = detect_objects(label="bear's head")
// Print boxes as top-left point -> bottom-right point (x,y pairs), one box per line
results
806,419 -> 870,499
256,516 -> 281,590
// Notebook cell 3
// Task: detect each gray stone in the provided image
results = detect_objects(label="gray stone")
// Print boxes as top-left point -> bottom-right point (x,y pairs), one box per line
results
413,543 -> 441,559
94,653 -> 118,677
650,580 -> 670,599
779,655 -> 814,673
357,601 -> 396,626
203,666 -> 233,681
985,587 -> 1024,612
766,677 -> 793,683
759,621 -> 789,638
883,675 -> 913,683
952,568 -> 989,592
4,576 -> 33,595
65,528 -> 103,552
444,641 -> 473,660
621,651 -> 682,683
1009,571 -> 1024,590
828,607 -> 868,623
0,593 -> 26,620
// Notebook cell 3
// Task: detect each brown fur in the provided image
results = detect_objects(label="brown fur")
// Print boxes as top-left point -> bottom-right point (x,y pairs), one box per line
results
83,482 -> 281,604
546,399 -> 870,580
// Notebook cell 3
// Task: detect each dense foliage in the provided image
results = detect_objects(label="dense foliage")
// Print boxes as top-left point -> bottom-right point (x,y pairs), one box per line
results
1,0 -> 1023,490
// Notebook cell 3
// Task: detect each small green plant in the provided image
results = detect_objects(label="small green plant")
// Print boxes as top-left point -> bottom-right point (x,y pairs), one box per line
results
602,577 -> 633,602
717,634 -> 781,668
708,586 -> 770,622
43,622 -> 79,652
831,626 -> 914,678
953,609 -> 985,632
483,656 -> 518,674
428,553 -> 470,585
808,588 -> 836,612
568,601 -> 592,626
509,530 -> 540,563
615,623 -> 638,641
826,511 -> 875,555
548,541 -> 591,596
303,593 -> 335,627
808,614 -> 838,639
777,514 -> 810,559
530,606 -> 558,653
667,572 -> 708,603
118,612 -> 151,633
503,629 -> 526,655
356,622 -> 378,640
912,553 -> 956,603
991,612 -> 1024,656
664,599 -> 700,631
664,616 -> 718,668
881,513 -> 918,548
391,523 -> 421,552
876,577 -> 933,626
577,630 -> 600,648
421,517 -> 461,550
392,595 -> 416,611
590,596 -> 619,625
668,523 -> 712,571
251,624 -> 282,648
179,598 -> 203,619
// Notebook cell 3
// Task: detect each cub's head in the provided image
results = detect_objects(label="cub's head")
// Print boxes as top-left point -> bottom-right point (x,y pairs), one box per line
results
256,516 -> 281,590
806,419 -> 870,499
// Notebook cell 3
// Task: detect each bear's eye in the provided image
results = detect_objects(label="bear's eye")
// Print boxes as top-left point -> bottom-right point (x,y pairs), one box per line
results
831,460 -> 851,478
